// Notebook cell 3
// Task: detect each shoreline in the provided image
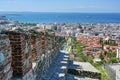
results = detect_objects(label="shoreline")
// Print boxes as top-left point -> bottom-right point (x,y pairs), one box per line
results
0,12 -> 120,24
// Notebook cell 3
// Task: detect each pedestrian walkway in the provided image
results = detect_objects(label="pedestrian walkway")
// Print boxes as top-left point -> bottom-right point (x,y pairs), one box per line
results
40,50 -> 69,80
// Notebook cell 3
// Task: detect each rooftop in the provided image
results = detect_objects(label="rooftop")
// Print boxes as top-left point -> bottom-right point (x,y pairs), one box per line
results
109,64 -> 120,80
66,74 -> 99,80
69,61 -> 100,73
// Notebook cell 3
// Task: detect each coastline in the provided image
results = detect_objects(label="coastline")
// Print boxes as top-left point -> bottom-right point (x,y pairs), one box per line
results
0,12 -> 120,24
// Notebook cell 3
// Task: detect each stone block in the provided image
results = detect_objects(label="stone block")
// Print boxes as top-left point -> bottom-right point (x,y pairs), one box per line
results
2,30 -> 32,78
0,34 -> 13,80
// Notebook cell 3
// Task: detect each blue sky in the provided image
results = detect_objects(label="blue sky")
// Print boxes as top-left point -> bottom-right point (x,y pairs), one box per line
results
0,0 -> 120,13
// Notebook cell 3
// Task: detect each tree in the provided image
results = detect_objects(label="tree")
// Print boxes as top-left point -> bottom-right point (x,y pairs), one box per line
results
107,58 -> 118,64
99,53 -> 104,60
107,52 -> 116,58
88,56 -> 93,63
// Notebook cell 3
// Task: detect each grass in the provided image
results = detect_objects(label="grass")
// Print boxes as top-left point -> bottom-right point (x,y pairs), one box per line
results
93,63 -> 110,80
66,46 -> 71,52
65,38 -> 72,52
67,38 -> 71,44
74,42 -> 86,54
72,38 -> 110,80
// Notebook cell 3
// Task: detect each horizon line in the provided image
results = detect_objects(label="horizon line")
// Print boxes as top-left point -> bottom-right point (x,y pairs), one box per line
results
0,11 -> 120,14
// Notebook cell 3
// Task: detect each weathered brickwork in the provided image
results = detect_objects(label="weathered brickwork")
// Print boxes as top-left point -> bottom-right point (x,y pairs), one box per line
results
38,31 -> 47,77
34,31 -> 60,79
0,34 -> 13,80
47,33 -> 53,66
29,30 -> 41,62
2,29 -> 33,79
0,29 -> 62,80
51,33 -> 60,59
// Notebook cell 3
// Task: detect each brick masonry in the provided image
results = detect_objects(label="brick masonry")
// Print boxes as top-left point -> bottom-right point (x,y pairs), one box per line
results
29,30 -> 41,62
1,29 -> 33,79
0,34 -> 13,80
0,29 -> 62,80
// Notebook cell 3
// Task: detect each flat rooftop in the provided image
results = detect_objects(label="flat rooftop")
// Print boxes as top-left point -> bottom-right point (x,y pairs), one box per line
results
109,64 -> 120,80
69,61 -> 100,73
66,74 -> 99,80
66,61 -> 101,80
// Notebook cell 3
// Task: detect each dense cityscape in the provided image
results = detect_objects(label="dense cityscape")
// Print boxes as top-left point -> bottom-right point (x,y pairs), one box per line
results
1,0 -> 120,79
0,16 -> 120,80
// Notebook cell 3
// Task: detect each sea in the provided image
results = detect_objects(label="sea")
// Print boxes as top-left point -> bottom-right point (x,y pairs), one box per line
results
0,12 -> 120,24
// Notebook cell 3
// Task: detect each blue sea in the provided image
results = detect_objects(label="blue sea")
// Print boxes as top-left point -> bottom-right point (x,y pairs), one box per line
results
0,12 -> 120,24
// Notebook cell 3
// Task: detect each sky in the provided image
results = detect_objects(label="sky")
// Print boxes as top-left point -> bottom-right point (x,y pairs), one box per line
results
0,0 -> 120,13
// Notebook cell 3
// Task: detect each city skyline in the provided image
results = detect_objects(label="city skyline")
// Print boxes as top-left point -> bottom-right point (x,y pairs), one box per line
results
0,0 -> 120,13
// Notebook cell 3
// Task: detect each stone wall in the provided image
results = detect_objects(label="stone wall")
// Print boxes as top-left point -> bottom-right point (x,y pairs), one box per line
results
34,31 -> 60,79
2,29 -> 33,80
29,30 -> 41,62
0,29 -> 62,80
28,30 -> 42,79
0,34 -> 13,80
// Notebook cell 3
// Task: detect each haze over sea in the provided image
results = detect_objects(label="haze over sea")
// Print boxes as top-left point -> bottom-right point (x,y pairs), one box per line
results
1,12 -> 120,24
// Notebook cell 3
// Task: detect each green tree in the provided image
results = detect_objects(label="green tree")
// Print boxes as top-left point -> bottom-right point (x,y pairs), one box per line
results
107,58 -> 118,64
99,53 -> 104,60
107,52 -> 116,58
88,56 -> 93,63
